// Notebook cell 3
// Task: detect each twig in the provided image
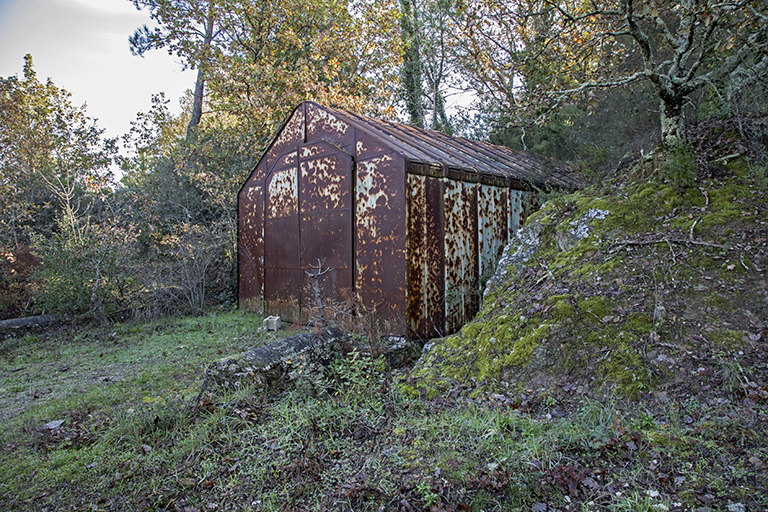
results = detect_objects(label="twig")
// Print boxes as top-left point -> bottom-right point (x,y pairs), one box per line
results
740,254 -> 749,270
699,187 -> 709,206
689,217 -> 700,240
665,239 -> 677,264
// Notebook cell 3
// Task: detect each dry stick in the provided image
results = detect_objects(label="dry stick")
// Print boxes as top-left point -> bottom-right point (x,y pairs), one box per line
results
689,217 -> 701,240
699,187 -> 710,206
306,259 -> 333,327
665,238 -> 677,264
616,237 -> 726,249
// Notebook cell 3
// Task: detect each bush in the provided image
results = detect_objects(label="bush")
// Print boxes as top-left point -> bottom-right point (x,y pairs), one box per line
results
660,142 -> 697,189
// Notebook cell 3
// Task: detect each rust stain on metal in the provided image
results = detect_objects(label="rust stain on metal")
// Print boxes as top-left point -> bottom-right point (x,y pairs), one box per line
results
300,154 -> 349,214
238,184 -> 264,312
406,174 -> 445,338
508,189 -> 523,237
306,103 -> 353,148
443,179 -> 478,333
267,166 -> 297,219
264,268 -> 301,321
265,107 -> 306,170
356,154 -> 396,240
299,144 -> 353,324
355,131 -> 388,161
478,184 -> 508,279
355,153 -> 406,319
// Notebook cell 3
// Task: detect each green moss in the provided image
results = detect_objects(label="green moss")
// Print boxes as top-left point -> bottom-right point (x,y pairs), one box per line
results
623,312 -> 653,335
600,340 -> 656,398
576,183 -> 683,238
500,322 -> 551,368
549,295 -> 576,321
578,295 -> 614,324
705,293 -> 734,313
705,328 -> 745,348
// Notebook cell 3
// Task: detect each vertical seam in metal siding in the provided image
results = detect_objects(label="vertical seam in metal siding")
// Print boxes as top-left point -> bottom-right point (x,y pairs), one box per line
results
297,147 -> 303,317
351,130 -> 358,295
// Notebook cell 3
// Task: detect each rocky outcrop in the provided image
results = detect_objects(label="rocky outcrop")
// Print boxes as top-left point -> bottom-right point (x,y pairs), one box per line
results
197,326 -> 346,400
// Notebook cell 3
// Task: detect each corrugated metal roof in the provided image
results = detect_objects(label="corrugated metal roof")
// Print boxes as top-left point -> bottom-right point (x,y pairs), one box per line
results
318,102 -> 583,190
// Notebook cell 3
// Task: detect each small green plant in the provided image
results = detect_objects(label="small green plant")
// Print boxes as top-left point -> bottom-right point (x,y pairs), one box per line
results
660,142 -> 697,190
607,491 -> 673,512
633,411 -> 657,431
326,349 -> 386,397
416,480 -> 440,507
718,355 -> 753,396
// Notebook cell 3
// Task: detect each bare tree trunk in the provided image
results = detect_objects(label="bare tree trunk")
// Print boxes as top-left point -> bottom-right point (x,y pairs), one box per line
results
187,67 -> 206,141
186,5 -> 216,141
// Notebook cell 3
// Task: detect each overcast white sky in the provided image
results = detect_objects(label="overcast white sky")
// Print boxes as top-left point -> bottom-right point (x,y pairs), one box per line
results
0,0 -> 195,144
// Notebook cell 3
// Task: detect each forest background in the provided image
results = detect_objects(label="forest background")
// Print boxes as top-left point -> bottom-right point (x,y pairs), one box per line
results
1,0 -> 767,323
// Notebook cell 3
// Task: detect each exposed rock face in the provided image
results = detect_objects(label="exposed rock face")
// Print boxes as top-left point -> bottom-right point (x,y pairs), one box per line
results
555,208 -> 609,252
483,221 -> 543,301
198,326 -> 345,399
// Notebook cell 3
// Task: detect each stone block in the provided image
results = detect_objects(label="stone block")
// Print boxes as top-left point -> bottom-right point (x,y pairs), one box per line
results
263,315 -> 281,331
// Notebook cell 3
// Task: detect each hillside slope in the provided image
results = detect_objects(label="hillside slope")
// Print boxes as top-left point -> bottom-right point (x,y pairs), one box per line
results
410,157 -> 768,404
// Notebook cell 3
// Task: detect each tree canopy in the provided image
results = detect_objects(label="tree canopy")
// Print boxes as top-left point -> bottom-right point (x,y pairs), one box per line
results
453,0 -> 768,149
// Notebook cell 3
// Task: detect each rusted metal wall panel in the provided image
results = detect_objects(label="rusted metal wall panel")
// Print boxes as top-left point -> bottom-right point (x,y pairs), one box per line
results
264,161 -> 300,321
306,102 -> 354,150
443,178 -> 478,333
300,263 -> 354,325
264,268 -> 301,320
522,189 -> 541,225
267,164 -> 298,219
507,188 -> 541,238
300,145 -> 351,214
264,215 -> 299,268
299,143 -> 353,323
355,131 -> 389,161
355,152 -> 407,326
265,105 -> 306,171
508,188 -> 523,237
478,184 -> 508,283
238,183 -> 264,312
406,174 -> 445,338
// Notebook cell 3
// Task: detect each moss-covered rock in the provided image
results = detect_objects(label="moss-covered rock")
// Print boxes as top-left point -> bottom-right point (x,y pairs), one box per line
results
199,327 -> 346,398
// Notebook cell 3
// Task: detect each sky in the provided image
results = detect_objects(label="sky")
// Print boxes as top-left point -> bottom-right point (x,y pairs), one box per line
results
0,0 -> 195,144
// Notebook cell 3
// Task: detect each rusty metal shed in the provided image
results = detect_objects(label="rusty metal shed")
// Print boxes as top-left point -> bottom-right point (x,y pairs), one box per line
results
238,101 -> 578,339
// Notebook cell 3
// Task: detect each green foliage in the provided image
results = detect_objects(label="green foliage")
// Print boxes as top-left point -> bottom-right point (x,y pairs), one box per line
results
326,349 -> 387,399
660,143 -> 697,190
0,55 -> 117,248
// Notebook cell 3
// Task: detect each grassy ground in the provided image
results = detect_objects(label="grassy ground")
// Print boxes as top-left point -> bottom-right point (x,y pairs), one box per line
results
1,311 -> 765,511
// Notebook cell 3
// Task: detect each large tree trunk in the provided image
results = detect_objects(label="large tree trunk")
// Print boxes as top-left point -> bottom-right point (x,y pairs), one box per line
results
186,4 -> 216,142
401,0 -> 425,128
186,67 -> 206,141
660,97 -> 686,148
